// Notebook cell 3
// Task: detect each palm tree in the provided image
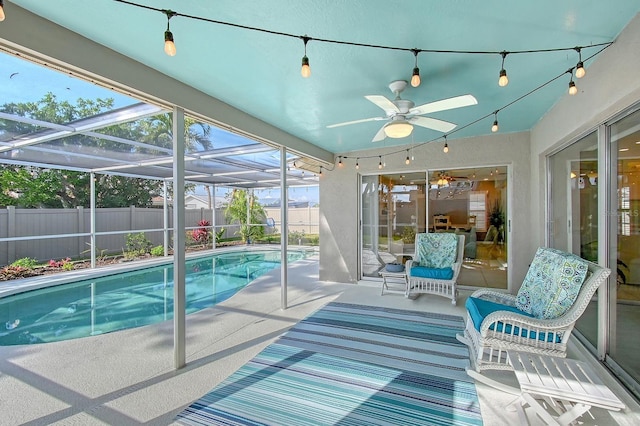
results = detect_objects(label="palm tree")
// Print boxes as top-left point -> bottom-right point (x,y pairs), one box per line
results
224,189 -> 266,243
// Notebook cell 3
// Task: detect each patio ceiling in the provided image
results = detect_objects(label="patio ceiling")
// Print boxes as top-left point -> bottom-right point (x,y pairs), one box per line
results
1,1 -> 640,184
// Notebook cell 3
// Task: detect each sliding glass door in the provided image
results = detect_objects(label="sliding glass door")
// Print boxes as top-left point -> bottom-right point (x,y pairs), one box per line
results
608,109 -> 640,395
360,172 -> 426,278
548,107 -> 640,399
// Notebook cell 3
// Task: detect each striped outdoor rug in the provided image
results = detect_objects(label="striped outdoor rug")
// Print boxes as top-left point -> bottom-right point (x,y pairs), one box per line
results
175,302 -> 482,425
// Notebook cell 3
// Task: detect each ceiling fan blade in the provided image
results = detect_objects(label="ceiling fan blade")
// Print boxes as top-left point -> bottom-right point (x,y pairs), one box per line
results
326,117 -> 384,128
371,125 -> 387,142
409,94 -> 478,116
365,95 -> 400,114
410,116 -> 457,133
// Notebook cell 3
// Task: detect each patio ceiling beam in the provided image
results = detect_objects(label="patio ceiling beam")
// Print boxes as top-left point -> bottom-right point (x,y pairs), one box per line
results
0,102 -> 164,153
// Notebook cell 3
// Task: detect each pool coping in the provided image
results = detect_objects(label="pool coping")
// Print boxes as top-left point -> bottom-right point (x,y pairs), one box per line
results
0,245 -> 318,299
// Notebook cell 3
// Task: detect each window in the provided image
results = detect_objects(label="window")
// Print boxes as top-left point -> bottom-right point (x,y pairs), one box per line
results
469,191 -> 487,231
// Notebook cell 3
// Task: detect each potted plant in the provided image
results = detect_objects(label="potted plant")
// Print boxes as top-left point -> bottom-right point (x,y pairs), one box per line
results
489,200 -> 505,242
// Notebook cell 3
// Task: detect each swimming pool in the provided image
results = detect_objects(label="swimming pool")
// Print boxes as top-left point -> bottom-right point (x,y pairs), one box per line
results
0,250 -> 308,346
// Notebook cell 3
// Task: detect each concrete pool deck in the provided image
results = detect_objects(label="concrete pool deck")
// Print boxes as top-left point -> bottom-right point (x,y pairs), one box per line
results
1,252 -> 639,425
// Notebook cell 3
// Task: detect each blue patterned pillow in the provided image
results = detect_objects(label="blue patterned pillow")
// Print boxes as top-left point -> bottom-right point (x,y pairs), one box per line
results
515,247 -> 589,319
414,233 -> 458,269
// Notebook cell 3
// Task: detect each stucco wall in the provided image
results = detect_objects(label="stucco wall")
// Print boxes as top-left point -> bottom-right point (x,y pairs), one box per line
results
530,13 -> 640,249
320,131 -> 532,292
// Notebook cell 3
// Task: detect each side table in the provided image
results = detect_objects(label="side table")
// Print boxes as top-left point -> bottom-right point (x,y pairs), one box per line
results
507,351 -> 625,425
379,270 -> 408,295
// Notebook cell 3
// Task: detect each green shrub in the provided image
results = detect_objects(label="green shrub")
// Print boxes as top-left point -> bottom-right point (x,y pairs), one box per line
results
10,257 -> 38,269
125,232 -> 152,257
151,245 -> 164,256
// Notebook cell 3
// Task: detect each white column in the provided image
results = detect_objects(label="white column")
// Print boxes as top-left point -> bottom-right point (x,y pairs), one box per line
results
90,172 -> 96,268
211,184 -> 216,249
163,180 -> 169,257
173,107 -> 186,369
280,146 -> 288,310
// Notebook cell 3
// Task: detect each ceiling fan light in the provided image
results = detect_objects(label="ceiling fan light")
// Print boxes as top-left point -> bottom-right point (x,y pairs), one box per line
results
411,67 -> 421,87
383,121 -> 413,138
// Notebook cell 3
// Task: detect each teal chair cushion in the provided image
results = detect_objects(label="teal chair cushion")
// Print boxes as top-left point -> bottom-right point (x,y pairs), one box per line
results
466,296 -> 560,343
515,247 -> 589,319
410,266 -> 454,280
414,233 -> 458,269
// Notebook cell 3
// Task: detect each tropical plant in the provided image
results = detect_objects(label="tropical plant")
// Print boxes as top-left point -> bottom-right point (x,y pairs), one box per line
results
191,220 -> 212,245
224,189 -> 266,243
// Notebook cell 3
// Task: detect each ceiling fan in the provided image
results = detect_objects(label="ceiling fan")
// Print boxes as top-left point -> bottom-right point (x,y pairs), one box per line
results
327,80 -> 478,142
430,170 -> 469,186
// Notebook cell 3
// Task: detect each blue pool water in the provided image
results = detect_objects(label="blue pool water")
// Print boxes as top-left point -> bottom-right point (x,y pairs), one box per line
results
0,250 -> 308,346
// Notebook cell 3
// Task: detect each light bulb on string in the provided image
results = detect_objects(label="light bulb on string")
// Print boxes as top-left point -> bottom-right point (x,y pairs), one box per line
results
378,156 -> 383,169
443,136 -> 449,153
405,150 -> 411,165
491,111 -> 499,132
319,166 -> 323,176
355,158 -> 359,170
338,156 -> 343,167
498,51 -> 509,87
410,49 -> 421,87
0,0 -> 6,22
574,47 -> 586,79
163,10 -> 177,56
300,36 -> 311,78
568,78 -> 578,95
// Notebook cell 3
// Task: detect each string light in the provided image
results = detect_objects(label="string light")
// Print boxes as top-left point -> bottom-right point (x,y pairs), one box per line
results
568,78 -> 578,95
405,150 -> 411,165
574,47 -> 586,79
163,10 -> 177,56
410,49 -> 421,87
378,156 -> 383,169
443,136 -> 449,153
498,51 -> 509,87
0,0 -> 6,22
491,111 -> 499,132
301,36 -> 311,78
338,156 -> 343,167
355,158 -> 359,170
319,166 -> 323,176
110,1 -> 614,175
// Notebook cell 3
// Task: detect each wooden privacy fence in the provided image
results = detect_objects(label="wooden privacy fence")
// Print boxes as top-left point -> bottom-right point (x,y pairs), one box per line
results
0,206 -> 319,265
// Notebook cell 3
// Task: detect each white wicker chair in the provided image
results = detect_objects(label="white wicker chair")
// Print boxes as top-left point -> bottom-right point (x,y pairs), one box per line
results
458,257 -> 610,372
405,233 -> 465,305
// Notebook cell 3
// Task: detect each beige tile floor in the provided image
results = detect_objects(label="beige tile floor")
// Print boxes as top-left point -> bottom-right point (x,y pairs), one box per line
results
0,253 -> 638,425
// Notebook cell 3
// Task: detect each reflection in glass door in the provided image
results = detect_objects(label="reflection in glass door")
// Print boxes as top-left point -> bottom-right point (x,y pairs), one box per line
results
360,172 -> 426,279
548,132 -> 599,348
609,109 -> 640,396
428,167 -> 508,289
